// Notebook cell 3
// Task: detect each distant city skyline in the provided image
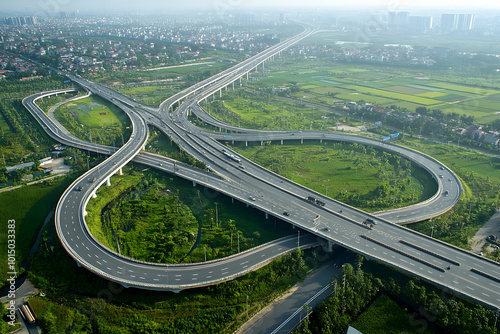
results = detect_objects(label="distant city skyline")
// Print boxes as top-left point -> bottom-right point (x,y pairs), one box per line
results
2,0 -> 500,15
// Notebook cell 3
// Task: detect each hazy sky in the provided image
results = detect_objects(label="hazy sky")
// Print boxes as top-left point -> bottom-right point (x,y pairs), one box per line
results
6,0 -> 500,15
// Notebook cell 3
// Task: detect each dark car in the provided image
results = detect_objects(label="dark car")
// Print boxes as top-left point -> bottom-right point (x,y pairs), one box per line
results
283,211 -> 290,216
75,186 -> 83,191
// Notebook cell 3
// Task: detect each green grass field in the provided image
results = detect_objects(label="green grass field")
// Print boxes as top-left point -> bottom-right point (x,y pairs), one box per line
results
234,143 -> 435,212
0,174 -> 77,285
54,95 -> 131,146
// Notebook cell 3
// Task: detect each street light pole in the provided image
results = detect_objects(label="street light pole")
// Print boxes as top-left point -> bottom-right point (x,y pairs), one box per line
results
297,230 -> 300,248
215,202 -> 218,228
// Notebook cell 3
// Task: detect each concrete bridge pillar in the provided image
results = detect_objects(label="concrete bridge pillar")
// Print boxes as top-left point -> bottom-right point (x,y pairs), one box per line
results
301,138 -> 303,144
219,89 -> 222,98
245,141 -> 248,147
192,181 -> 197,187
83,210 -> 87,217
246,72 -> 249,80
106,178 -> 111,186
119,168 -> 123,176
76,262 -> 82,268
92,191 -> 97,198
265,212 -> 269,219
327,240 -> 334,253
260,140 -> 263,146
232,140 -> 234,145
232,81 -> 234,90
320,139 -> 323,143
231,198 -> 234,204
281,139 -> 283,145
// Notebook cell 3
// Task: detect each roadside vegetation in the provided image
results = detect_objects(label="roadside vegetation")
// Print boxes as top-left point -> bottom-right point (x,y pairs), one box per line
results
296,257 -> 498,334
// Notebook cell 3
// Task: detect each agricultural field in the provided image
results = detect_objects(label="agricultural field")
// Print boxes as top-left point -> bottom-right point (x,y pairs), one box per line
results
249,58 -> 500,125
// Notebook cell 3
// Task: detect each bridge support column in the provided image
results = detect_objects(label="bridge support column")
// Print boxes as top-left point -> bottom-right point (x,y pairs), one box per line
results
232,140 -> 234,144
240,77 -> 242,86
232,81 -> 234,90
106,178 -> 111,186
92,191 -> 97,198
192,181 -> 196,187
231,197 -> 234,204
246,72 -> 249,80
83,210 -> 87,217
281,139 -> 283,145
119,168 -> 123,176
260,141 -> 263,146
301,138 -> 303,144
327,240 -> 334,253
225,86 -> 227,92
320,139 -> 323,143
265,212 -> 269,219
76,262 -> 82,268
219,89 -> 222,98
245,141 -> 248,147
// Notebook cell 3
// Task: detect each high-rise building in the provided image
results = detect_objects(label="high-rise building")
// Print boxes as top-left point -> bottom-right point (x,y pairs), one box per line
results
4,16 -> 37,25
457,14 -> 475,30
389,12 -> 410,26
441,14 -> 475,31
409,16 -> 433,30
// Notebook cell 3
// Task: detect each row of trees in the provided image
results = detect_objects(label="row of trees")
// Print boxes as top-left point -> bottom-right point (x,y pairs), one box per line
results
299,258 -> 498,334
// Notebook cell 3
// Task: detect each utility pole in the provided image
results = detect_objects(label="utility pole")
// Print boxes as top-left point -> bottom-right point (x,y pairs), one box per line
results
297,230 -> 300,248
215,202 -> 218,227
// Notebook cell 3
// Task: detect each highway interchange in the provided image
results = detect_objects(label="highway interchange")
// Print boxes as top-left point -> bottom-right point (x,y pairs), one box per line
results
22,26 -> 500,310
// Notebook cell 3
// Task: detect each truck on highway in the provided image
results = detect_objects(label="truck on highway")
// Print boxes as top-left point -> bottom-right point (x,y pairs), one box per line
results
307,196 -> 325,207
